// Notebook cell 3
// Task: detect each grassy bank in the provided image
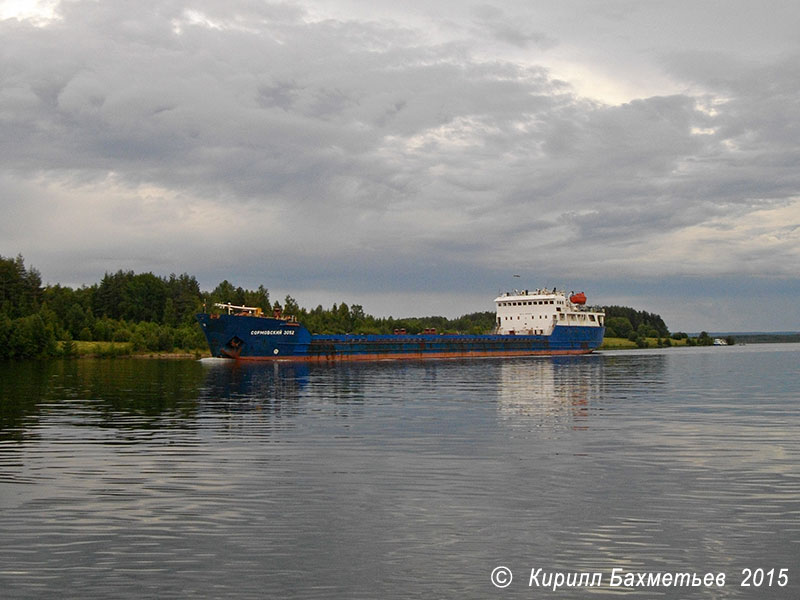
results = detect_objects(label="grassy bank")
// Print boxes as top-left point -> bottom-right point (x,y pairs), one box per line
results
61,340 -> 209,359
600,337 -> 690,350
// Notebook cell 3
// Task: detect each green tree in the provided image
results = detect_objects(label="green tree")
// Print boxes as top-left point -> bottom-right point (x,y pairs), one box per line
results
603,305 -> 668,337
606,316 -> 633,338
7,314 -> 56,358
0,315 -> 11,359
242,285 -> 270,313
162,297 -> 177,327
94,270 -> 132,319
637,323 -> 659,338
283,295 -> 301,318
167,273 -> 202,323
122,273 -> 167,322
0,254 -> 43,318
66,304 -> 93,339
697,331 -> 713,346
61,335 -> 76,358
210,280 -> 239,306
92,317 -> 115,341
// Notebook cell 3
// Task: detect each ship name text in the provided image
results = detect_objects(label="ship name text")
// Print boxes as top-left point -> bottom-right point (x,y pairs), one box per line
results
251,330 -> 295,336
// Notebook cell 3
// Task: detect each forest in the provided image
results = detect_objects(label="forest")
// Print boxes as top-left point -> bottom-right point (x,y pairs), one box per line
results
1,253 -> 680,359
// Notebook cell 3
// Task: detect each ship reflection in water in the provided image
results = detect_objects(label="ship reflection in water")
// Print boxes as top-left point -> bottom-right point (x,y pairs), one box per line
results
197,354 -> 669,433
196,359 -> 311,436
200,358 -> 310,401
496,356 -> 603,430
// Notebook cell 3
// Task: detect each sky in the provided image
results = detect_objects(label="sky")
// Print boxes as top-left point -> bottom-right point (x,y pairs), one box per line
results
1,0 -> 799,332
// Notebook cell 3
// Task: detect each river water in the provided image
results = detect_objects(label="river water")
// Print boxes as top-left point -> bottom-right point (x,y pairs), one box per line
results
0,344 -> 798,599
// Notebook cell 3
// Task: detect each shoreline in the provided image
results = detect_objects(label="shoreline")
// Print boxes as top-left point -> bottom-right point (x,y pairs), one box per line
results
56,336 -> 797,359
61,337 -> 682,359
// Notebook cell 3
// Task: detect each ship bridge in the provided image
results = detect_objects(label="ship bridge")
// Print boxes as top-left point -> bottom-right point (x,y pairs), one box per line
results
494,288 -> 605,335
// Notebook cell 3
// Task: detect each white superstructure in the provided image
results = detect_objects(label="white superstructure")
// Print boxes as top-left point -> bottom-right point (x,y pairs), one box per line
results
494,288 -> 605,335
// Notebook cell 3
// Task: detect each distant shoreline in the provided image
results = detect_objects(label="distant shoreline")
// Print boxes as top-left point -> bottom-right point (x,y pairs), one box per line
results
601,335 -> 800,350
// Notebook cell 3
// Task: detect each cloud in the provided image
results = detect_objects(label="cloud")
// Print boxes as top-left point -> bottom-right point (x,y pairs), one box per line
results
470,4 -> 557,50
1,0 -> 799,330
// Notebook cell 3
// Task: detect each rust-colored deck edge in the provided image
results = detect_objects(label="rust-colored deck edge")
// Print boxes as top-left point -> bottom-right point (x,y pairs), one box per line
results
228,349 -> 594,362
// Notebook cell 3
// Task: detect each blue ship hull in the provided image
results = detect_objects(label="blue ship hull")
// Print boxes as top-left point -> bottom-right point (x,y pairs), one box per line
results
196,314 -> 604,360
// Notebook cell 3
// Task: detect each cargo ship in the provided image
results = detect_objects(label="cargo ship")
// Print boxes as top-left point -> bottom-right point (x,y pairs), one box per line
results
196,288 -> 605,361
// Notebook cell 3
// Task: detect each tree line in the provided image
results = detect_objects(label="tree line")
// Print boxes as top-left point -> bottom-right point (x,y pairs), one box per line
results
2,255 -> 271,359
603,305 -> 669,338
1,255 -> 206,359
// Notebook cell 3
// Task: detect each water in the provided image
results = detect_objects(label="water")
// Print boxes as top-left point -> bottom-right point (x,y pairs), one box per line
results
1,345 -> 798,599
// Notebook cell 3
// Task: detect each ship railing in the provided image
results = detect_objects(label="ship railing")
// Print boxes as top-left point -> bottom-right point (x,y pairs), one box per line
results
501,288 -> 566,297
213,302 -> 264,316
570,304 -> 605,314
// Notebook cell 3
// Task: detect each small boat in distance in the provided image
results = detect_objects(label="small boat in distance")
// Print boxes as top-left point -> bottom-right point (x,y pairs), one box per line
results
196,288 -> 605,361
